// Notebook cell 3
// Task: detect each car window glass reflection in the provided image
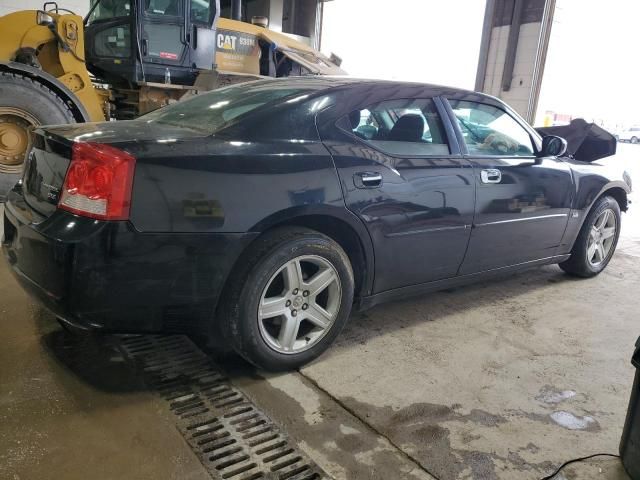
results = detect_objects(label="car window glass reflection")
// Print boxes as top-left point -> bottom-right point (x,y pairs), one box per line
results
141,84 -> 313,133
341,98 -> 450,156
450,100 -> 534,156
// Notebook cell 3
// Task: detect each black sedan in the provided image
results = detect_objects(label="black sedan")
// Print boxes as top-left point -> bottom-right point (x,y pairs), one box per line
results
2,78 -> 632,370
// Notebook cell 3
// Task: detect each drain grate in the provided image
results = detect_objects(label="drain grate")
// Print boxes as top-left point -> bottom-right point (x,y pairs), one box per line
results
118,335 -> 328,480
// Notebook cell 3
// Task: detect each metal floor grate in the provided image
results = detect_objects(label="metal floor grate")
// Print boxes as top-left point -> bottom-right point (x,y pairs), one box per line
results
119,335 -> 328,480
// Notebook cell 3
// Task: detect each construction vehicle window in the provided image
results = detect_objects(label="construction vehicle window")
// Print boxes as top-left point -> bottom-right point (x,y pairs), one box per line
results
449,100 -> 535,156
190,0 -> 212,24
87,0 -> 131,23
94,25 -> 132,58
145,0 -> 181,16
342,99 -> 450,156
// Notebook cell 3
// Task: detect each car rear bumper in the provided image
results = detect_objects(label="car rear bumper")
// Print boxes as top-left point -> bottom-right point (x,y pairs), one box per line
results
2,184 -> 257,332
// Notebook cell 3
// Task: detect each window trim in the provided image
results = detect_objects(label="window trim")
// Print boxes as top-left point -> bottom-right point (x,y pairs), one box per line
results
334,96 -> 462,158
442,96 -> 542,159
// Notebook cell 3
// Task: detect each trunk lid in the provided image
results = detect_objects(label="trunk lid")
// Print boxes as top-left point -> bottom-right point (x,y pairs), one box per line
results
22,131 -> 72,217
22,120 -> 209,218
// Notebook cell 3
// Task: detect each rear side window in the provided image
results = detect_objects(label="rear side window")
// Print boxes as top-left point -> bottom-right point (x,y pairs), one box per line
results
140,84 -> 313,133
341,98 -> 450,156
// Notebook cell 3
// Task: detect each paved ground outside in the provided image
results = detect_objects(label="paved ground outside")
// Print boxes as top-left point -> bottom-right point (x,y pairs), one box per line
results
0,143 -> 638,479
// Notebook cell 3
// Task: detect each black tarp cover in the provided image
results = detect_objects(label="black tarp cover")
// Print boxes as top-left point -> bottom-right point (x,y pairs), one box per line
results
535,118 -> 617,162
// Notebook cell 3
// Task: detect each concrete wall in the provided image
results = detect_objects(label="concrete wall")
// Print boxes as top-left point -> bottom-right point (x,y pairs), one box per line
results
481,22 -> 542,117
476,0 -> 555,123
0,0 -> 89,17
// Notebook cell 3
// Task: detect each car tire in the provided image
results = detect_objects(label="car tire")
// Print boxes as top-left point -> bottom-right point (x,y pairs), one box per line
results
218,227 -> 354,371
559,195 -> 621,277
631,137 -> 638,144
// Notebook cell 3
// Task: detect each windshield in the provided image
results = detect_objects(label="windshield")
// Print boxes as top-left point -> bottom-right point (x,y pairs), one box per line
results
87,0 -> 131,23
139,83 -> 315,133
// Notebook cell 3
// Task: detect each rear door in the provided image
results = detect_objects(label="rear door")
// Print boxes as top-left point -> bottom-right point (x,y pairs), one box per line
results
444,96 -> 574,274
319,88 -> 475,293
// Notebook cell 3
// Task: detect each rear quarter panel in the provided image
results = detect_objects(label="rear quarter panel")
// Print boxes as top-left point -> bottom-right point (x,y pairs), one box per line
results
129,138 -> 346,233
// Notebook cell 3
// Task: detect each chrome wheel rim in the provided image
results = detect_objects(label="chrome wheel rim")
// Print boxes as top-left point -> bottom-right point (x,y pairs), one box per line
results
258,255 -> 342,355
587,208 -> 617,267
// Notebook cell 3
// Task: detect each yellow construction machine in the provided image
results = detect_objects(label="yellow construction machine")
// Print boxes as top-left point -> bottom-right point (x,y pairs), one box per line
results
0,0 -> 344,194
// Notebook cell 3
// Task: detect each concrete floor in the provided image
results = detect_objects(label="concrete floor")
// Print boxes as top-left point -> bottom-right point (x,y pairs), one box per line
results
1,144 -> 639,480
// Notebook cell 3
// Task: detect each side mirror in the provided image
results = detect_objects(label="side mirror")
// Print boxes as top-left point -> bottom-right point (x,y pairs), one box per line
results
540,135 -> 568,158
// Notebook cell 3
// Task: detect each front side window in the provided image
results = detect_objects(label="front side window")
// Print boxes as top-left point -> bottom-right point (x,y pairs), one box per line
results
449,100 -> 535,156
342,98 -> 450,156
93,25 -> 132,58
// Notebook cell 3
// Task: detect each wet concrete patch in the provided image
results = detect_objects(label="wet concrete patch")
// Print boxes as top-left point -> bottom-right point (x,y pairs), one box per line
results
549,411 -> 600,431
536,385 -> 577,405
338,397 -> 559,479
228,367 -> 435,480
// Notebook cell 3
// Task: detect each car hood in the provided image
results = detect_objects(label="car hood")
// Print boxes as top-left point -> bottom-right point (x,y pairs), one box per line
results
535,118 -> 616,162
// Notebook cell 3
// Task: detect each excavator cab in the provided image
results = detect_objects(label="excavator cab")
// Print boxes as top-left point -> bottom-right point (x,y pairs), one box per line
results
84,0 -> 219,86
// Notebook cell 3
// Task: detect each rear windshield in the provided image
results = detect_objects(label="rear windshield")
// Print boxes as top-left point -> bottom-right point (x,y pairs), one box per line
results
140,83 -> 314,133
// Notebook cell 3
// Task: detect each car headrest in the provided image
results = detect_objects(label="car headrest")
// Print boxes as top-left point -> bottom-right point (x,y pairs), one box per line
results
388,114 -> 424,142
349,110 -> 361,130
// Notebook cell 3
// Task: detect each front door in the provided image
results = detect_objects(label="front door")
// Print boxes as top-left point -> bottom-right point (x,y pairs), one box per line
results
445,98 -> 574,274
140,0 -> 189,68
321,95 -> 475,293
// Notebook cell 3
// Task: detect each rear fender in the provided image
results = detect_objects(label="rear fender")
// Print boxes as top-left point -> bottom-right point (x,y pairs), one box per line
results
249,204 -> 375,298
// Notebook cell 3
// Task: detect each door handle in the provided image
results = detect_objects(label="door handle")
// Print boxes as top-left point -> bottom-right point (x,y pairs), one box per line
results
141,38 -> 148,56
480,168 -> 502,184
354,172 -> 382,188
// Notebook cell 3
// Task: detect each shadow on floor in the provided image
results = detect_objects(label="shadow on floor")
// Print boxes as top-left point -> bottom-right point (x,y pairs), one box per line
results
34,307 -> 149,393
31,264 -> 582,389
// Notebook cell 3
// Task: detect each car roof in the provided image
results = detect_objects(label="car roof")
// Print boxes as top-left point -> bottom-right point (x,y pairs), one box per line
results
248,76 -> 511,111
252,76 -> 476,95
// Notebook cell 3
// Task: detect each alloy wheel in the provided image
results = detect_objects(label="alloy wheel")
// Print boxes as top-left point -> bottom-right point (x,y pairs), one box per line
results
587,208 -> 617,267
258,255 -> 342,355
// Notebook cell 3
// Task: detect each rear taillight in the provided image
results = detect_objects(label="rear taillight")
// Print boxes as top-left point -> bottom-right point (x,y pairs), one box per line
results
59,142 -> 135,220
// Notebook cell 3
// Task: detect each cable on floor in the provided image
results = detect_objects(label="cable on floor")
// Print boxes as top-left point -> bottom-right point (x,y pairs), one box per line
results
540,453 -> 621,480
